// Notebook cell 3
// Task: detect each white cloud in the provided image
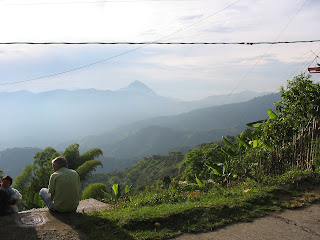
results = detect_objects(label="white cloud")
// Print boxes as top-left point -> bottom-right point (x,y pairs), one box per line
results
0,0 -> 319,100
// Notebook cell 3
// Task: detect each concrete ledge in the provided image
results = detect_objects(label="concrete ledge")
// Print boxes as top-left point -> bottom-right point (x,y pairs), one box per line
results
0,199 -> 110,239
20,198 -> 110,214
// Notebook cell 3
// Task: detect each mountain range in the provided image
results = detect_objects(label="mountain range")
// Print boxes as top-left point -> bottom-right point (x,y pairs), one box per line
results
0,81 -> 270,150
0,81 -> 280,178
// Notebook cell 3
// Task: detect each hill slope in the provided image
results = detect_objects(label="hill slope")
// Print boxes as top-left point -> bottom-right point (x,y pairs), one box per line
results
0,82 -> 269,150
76,93 -> 281,158
0,147 -> 42,178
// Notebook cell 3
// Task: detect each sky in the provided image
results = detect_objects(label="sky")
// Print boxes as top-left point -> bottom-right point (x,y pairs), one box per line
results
0,0 -> 319,100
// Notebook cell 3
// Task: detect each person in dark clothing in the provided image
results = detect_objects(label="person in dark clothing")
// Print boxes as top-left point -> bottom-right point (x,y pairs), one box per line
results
0,186 -> 11,216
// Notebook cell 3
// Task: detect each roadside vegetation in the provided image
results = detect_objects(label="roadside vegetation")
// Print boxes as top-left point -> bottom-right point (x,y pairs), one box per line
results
77,73 -> 320,239
1,73 -> 319,239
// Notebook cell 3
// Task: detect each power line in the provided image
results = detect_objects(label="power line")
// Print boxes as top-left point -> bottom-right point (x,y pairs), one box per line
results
1,40 -> 319,45
222,0 -> 310,104
0,0 -> 241,86
4,0 -> 197,6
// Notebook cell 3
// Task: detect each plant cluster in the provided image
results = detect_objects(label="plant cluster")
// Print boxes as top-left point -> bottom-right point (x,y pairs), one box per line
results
12,143 -> 103,209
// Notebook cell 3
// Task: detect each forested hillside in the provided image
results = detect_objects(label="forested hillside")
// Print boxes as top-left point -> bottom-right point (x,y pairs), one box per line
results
1,93 -> 280,178
72,93 -> 281,159
89,152 -> 185,190
0,147 -> 42,178
0,81 -> 268,150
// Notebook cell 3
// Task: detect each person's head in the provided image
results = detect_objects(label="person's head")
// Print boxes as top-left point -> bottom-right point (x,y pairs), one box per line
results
1,175 -> 13,188
52,157 -> 68,172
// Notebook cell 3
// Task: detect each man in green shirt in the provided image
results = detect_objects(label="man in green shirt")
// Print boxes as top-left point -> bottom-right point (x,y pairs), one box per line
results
40,157 -> 80,212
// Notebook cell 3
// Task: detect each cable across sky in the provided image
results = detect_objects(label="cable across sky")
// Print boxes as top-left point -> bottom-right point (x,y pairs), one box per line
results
0,40 -> 319,45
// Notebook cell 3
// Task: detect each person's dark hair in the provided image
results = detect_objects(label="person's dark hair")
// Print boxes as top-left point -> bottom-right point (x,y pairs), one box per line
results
2,175 -> 13,185
52,157 -> 68,168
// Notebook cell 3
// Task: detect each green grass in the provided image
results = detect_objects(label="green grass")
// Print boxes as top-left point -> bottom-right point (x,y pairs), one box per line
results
76,170 -> 320,240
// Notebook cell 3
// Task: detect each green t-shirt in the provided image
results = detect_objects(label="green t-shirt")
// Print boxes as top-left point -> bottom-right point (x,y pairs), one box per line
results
48,167 -> 80,212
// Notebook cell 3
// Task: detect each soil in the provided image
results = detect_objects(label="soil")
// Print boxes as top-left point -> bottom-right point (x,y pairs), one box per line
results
172,202 -> 320,240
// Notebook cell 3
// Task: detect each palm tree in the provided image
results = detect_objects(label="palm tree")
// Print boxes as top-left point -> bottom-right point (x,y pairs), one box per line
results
13,143 -> 103,207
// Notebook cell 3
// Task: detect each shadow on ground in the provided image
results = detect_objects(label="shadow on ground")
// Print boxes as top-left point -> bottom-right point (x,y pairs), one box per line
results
0,198 -> 134,240
0,210 -> 135,240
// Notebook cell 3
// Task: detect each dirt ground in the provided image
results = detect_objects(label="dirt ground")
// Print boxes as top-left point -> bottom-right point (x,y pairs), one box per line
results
1,200 -> 320,239
172,202 -> 320,240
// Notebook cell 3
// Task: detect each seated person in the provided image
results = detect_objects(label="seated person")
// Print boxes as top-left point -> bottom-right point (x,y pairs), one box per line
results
0,186 -> 11,216
40,157 -> 80,213
0,175 -> 22,214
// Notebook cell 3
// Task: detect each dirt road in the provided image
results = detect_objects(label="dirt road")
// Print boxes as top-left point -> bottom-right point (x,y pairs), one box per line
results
173,202 -> 320,240
1,200 -> 320,239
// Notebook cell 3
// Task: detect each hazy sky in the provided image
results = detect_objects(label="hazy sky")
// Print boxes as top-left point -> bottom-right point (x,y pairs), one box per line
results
0,0 -> 319,100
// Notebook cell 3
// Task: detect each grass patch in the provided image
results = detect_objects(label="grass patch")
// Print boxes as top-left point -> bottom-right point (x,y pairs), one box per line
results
77,170 -> 320,240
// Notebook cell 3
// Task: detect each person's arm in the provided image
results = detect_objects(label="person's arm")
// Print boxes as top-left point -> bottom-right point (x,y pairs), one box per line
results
48,174 -> 56,199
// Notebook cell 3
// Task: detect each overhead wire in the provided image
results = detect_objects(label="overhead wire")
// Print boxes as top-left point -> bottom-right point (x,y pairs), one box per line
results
3,0 -> 198,6
0,0 -> 241,86
222,0 -> 310,104
0,40 -> 319,45
171,0 -> 314,153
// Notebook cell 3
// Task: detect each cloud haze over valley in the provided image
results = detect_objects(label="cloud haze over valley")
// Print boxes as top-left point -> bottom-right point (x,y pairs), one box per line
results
0,0 -> 319,177
0,81 -> 271,150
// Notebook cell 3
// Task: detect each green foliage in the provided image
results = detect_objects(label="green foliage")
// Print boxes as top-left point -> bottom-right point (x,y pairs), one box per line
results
76,160 -> 103,183
102,183 -> 131,202
92,152 -> 184,191
276,73 -> 319,127
81,183 -> 108,200
260,73 -> 319,147
12,164 -> 34,190
22,147 -> 59,204
195,174 -> 205,187
33,192 -> 44,208
181,143 -> 225,183
15,143 -> 103,208
62,143 -> 103,170
78,170 -> 320,240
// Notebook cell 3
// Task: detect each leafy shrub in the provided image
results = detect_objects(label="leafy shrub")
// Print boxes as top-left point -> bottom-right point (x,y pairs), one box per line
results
81,183 -> 107,200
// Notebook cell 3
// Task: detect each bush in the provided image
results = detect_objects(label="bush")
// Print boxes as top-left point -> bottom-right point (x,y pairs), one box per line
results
81,183 -> 108,200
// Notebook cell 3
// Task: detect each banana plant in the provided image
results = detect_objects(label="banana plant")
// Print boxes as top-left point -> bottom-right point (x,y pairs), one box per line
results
205,161 -> 234,183
246,108 -> 278,148
102,183 -> 131,202
195,174 -> 205,187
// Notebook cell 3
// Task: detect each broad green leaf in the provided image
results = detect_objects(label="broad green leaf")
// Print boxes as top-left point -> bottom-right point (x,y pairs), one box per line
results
205,163 -> 221,176
221,147 -> 235,158
112,184 -> 120,199
252,139 -> 259,148
195,174 -> 204,187
222,137 -> 237,153
237,136 -> 250,149
246,119 -> 266,128
267,109 -> 278,119
125,185 -> 131,194
101,189 -> 115,201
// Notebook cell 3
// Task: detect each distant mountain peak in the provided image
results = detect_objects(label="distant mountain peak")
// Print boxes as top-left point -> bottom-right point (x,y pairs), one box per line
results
118,81 -> 157,96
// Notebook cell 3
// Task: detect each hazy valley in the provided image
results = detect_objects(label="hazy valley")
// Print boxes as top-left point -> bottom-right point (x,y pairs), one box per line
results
0,81 -> 278,177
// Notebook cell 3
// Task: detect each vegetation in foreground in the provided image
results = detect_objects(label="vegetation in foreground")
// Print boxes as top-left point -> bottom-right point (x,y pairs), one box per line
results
0,73 -> 318,239
77,170 -> 320,240
76,73 -> 320,239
